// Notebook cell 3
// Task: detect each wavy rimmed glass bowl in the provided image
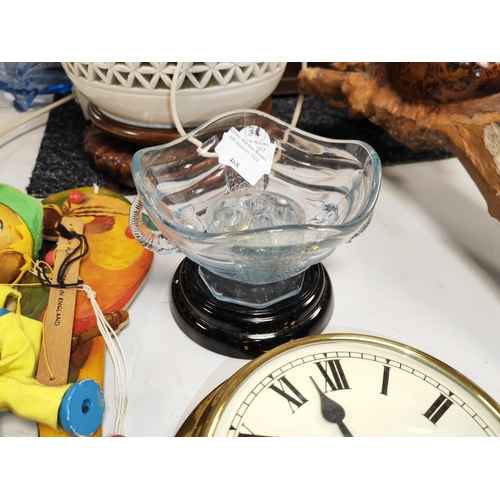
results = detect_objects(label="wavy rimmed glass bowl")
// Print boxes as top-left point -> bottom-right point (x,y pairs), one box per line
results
130,110 -> 382,302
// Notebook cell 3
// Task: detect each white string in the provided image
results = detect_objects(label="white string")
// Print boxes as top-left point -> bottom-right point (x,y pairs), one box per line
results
78,283 -> 130,436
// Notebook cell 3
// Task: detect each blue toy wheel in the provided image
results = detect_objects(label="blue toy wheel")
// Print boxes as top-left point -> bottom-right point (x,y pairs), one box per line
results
58,379 -> 105,437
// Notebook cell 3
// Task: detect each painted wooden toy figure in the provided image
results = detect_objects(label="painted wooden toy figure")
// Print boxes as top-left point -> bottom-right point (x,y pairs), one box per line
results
0,184 -> 104,436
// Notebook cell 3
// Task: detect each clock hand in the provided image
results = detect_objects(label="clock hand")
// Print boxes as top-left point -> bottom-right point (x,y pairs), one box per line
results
310,376 -> 353,437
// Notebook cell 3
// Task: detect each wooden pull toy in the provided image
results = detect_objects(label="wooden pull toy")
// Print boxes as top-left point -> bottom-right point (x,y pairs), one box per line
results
0,187 -> 103,435
17,186 -> 154,437
1,185 -> 152,436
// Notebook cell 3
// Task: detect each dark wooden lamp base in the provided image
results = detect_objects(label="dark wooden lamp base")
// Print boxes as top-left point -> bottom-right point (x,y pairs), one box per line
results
170,258 -> 334,359
83,98 -> 273,187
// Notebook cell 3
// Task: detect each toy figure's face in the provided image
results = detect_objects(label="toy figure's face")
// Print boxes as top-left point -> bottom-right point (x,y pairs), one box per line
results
0,204 -> 24,247
0,204 -> 32,284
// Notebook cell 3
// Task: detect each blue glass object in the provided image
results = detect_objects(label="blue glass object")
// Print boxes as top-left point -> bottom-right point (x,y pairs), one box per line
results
0,62 -> 72,111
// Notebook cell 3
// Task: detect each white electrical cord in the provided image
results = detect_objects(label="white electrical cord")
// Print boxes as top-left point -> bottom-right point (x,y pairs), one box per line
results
290,62 -> 308,128
171,62 -> 218,158
0,62 -> 308,149
0,93 -> 75,139
274,62 -> 308,163
169,62 -> 308,156
170,62 -> 188,138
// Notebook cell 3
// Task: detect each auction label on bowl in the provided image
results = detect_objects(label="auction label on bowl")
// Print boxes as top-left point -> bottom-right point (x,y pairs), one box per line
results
215,126 -> 276,185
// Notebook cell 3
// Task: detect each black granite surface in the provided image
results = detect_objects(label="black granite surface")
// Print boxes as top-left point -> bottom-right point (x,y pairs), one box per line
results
27,96 -> 131,198
27,93 -> 453,198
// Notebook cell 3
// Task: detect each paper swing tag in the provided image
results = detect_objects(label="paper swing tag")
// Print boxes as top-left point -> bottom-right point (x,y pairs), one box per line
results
36,217 -> 84,387
215,126 -> 276,185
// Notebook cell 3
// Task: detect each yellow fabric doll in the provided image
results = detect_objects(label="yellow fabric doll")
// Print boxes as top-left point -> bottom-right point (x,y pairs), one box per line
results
0,285 -> 104,436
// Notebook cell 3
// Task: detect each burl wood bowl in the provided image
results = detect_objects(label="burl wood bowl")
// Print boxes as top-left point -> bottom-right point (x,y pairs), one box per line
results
298,62 -> 500,223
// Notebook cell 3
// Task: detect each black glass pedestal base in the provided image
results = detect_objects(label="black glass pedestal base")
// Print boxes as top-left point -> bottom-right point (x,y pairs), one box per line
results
171,258 -> 334,359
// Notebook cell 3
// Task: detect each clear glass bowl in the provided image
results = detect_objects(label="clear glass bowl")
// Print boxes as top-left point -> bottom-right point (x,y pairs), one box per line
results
130,110 -> 382,288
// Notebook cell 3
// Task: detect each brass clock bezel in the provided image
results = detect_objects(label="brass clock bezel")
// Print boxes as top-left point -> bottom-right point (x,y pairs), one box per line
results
176,333 -> 500,437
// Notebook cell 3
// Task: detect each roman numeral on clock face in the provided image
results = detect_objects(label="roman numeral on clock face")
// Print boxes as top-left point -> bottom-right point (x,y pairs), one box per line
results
423,394 -> 454,424
314,359 -> 350,392
231,423 -> 273,437
269,375 -> 308,412
381,365 -> 391,396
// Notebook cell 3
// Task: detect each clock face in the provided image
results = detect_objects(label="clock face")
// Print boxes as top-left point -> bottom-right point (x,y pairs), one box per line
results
195,334 -> 500,437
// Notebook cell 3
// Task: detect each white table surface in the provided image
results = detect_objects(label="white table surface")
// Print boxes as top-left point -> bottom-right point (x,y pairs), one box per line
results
1,91 -> 500,440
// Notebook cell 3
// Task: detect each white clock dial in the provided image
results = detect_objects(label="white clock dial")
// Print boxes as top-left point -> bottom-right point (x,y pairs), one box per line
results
196,334 -> 500,437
